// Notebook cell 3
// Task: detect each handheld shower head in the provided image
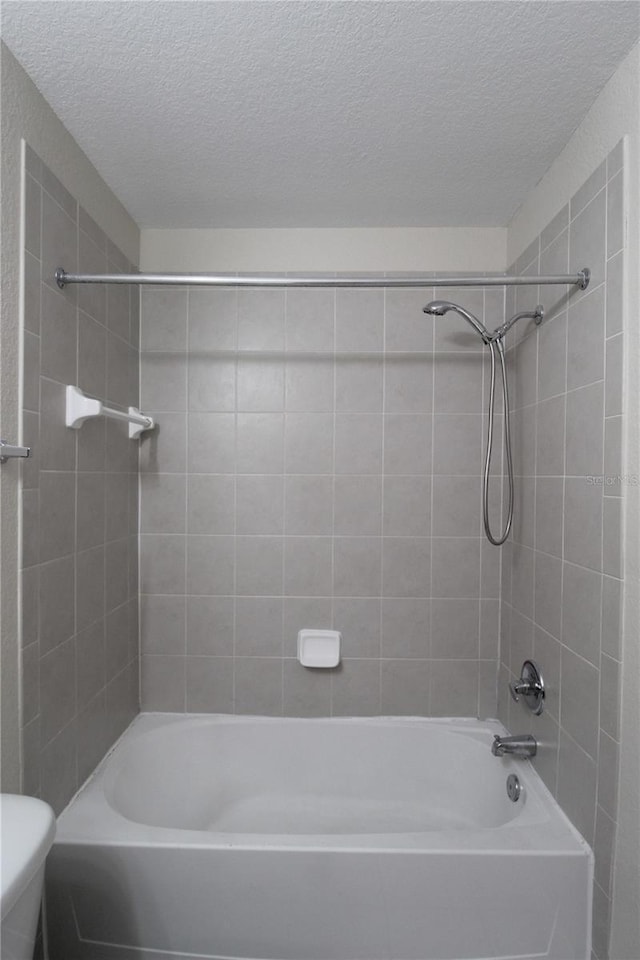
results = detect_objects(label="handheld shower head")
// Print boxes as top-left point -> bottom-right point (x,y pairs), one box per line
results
423,300 -> 491,343
423,299 -> 516,545
423,300 -> 452,317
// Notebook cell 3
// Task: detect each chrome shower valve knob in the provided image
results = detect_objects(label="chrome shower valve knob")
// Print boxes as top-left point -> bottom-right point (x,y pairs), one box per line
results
508,660 -> 545,715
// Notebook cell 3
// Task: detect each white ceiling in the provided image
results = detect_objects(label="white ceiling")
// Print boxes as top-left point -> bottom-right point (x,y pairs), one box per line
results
2,1 -> 639,228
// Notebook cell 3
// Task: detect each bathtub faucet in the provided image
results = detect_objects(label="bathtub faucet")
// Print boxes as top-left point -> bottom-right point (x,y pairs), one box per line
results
491,734 -> 537,759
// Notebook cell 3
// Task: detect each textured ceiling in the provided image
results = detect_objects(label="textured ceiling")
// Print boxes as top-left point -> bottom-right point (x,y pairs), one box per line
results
2,1 -> 639,228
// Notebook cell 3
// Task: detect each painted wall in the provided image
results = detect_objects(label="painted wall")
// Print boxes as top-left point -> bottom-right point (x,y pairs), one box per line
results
0,42 -> 139,792
138,279 -> 505,718
20,148 -> 140,813
141,227 -> 507,274
507,42 -> 640,960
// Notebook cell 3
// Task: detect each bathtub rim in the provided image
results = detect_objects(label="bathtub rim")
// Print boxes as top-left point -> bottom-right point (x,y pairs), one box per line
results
53,713 -> 594,861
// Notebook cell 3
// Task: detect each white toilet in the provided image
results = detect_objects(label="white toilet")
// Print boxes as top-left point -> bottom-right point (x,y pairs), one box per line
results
1,794 -> 56,960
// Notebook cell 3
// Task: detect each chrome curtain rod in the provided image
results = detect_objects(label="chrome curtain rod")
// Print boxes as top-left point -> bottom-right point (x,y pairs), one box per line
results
55,267 -> 591,290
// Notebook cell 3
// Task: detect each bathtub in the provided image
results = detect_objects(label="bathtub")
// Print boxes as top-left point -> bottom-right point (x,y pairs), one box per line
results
46,714 -> 592,960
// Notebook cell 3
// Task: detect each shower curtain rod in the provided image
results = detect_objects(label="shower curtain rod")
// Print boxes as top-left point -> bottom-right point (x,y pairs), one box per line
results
55,268 -> 590,290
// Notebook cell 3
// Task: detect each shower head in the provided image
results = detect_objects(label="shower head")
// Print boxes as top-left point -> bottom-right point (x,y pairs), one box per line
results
423,300 -> 491,343
423,300 -> 452,317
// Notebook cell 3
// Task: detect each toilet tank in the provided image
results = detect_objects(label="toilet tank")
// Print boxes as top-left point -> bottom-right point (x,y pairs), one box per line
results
1,795 -> 56,960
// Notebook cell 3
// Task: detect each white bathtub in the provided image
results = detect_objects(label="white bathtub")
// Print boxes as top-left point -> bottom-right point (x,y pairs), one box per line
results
46,714 -> 592,960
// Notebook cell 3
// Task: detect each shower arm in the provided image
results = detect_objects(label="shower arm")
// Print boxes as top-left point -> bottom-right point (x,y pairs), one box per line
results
489,305 -> 544,341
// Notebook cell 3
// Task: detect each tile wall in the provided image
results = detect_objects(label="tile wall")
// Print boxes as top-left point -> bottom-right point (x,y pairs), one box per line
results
139,280 -> 508,716
499,141 -> 625,960
21,146 -> 140,813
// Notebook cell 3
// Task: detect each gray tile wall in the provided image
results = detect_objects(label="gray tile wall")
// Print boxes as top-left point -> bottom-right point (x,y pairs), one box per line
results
21,147 -> 140,814
139,281 -> 507,717
499,142 -> 625,960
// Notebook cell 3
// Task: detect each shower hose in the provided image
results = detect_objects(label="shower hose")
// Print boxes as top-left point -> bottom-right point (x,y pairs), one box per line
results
483,336 -> 514,546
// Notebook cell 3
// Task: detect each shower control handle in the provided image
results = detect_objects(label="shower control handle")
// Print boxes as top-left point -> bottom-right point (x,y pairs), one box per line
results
509,680 -> 534,699
508,660 -> 545,715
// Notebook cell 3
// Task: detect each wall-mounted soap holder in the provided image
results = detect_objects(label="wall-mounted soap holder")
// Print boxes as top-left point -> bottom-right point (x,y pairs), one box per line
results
297,630 -> 341,668
509,659 -> 545,715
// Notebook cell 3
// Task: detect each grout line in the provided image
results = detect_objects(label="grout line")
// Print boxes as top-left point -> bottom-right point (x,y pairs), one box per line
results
280,288 -> 287,715
594,171 -> 610,805
379,288 -> 386,712
182,287 -> 191,714
329,287 -> 337,717
231,285 -> 239,715
477,289 -> 487,716
136,281 -> 144,713
428,284 -> 436,715
569,179 -> 607,225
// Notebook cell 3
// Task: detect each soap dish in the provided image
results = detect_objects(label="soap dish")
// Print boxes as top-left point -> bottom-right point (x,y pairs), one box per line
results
297,629 -> 341,668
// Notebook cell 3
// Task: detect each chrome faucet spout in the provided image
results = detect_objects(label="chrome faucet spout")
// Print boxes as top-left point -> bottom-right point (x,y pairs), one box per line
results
491,734 -> 537,759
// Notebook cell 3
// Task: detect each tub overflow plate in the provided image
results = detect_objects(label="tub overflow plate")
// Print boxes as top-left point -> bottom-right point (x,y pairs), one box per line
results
506,774 -> 522,802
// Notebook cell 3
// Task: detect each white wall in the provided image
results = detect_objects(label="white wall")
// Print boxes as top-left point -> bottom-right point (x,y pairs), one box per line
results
141,227 -> 506,273
0,42 -> 140,790
508,42 -> 640,960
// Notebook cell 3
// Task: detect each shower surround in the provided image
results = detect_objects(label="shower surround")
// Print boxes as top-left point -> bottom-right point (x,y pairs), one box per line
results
16,137 -> 628,960
135,145 -> 626,956
20,147 -> 140,814
500,141 -> 625,960
139,282 -> 507,717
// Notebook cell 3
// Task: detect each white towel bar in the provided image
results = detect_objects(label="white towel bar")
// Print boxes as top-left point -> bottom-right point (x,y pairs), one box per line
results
65,385 -> 155,440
